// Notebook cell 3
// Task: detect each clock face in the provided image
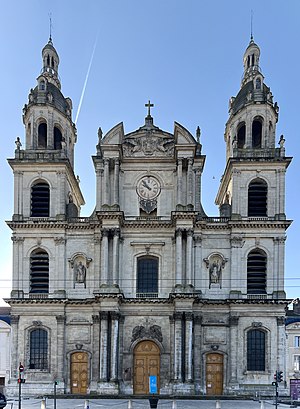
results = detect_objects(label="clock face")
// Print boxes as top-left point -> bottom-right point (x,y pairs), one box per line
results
137,176 -> 161,200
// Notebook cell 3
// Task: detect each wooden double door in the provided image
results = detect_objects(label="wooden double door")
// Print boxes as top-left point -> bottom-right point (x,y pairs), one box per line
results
70,352 -> 88,394
133,340 -> 160,394
206,353 -> 223,395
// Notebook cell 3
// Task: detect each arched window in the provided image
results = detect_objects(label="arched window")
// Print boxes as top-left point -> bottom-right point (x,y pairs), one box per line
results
38,122 -> 47,148
237,122 -> 246,148
39,80 -> 46,91
137,256 -> 158,297
247,249 -> 267,294
31,181 -> 50,217
54,126 -> 63,150
247,329 -> 266,371
30,249 -> 49,294
51,56 -> 54,68
47,55 -> 50,66
29,328 -> 48,369
248,178 -> 267,217
252,118 -> 263,148
255,78 -> 261,90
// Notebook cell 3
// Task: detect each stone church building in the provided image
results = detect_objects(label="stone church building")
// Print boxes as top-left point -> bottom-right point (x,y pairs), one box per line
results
6,36 -> 292,396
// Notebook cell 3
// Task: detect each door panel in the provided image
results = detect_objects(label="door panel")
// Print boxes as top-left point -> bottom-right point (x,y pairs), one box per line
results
71,352 -> 88,394
206,353 -> 223,395
133,341 -> 160,394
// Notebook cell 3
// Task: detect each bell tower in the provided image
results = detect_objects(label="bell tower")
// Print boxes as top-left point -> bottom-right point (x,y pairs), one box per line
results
9,38 -> 84,221
216,38 -> 292,221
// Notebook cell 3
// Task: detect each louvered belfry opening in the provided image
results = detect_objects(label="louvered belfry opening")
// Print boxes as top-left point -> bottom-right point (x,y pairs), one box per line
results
237,123 -> 246,148
30,249 -> 49,294
248,179 -> 267,217
252,119 -> 262,148
247,250 -> 267,294
31,182 -> 50,217
54,126 -> 63,149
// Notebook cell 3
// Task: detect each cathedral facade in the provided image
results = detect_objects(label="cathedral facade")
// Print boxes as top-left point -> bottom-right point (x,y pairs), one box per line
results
6,37 -> 292,396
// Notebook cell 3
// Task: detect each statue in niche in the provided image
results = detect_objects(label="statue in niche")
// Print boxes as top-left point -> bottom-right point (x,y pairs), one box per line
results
210,260 -> 221,284
75,261 -> 86,284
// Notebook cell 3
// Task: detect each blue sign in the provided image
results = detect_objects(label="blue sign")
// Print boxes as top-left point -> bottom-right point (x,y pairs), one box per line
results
149,375 -> 158,394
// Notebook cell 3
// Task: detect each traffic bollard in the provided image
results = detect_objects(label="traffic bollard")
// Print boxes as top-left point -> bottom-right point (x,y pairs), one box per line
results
260,401 -> 265,409
127,399 -> 132,409
216,401 -> 221,409
172,400 -> 177,409
84,399 -> 90,409
41,399 -> 46,409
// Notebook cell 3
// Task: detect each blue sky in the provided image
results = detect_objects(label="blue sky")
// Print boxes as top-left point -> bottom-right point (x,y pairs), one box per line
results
0,0 -> 299,303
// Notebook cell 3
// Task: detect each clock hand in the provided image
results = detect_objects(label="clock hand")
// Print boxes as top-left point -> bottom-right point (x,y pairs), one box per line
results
142,180 -> 151,190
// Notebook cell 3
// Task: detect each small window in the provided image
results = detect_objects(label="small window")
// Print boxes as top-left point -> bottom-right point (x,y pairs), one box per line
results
38,122 -> 47,148
39,80 -> 46,91
248,178 -> 267,217
247,249 -> 267,294
247,329 -> 266,371
29,329 -> 48,369
237,123 -> 246,148
252,118 -> 263,148
54,127 -> 63,150
295,336 -> 300,348
30,249 -> 49,294
255,78 -> 262,90
31,181 -> 50,217
294,355 -> 300,371
137,256 -> 158,295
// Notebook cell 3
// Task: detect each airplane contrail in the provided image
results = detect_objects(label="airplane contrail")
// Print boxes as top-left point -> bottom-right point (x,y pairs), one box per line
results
74,30 -> 99,125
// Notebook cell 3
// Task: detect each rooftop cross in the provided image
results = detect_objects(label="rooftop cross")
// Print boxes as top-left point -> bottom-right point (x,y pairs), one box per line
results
145,100 -> 154,117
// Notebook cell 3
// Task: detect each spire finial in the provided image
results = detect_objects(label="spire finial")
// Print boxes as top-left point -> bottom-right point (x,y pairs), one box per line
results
250,9 -> 254,41
49,13 -> 53,43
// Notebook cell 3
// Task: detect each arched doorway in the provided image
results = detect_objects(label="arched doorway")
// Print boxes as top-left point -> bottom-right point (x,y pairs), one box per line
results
206,353 -> 223,395
70,352 -> 88,394
133,340 -> 160,395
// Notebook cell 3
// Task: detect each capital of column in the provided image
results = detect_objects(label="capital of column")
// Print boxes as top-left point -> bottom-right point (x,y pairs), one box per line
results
185,312 -> 194,321
92,314 -> 100,324
193,315 -> 202,325
10,315 -> 20,324
175,228 -> 183,237
187,229 -> 193,237
177,158 -> 183,166
11,236 -> 24,243
173,311 -> 184,321
56,315 -> 65,324
100,311 -> 109,320
101,229 -> 109,238
103,158 -> 110,166
188,158 -> 194,167
112,228 -> 120,237
111,311 -> 121,321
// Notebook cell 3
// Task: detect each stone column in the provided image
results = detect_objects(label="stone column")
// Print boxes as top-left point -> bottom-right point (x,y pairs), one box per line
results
174,312 -> 183,382
101,229 -> 109,284
95,168 -> 103,210
14,171 -> 24,216
92,315 -> 100,385
193,236 -> 202,290
56,315 -> 65,383
228,316 -> 239,383
277,316 -> 286,374
11,237 -> 24,295
185,313 -> 193,382
110,312 -> 120,382
187,159 -> 194,205
232,169 -> 241,216
273,236 -> 286,294
186,229 -> 193,286
103,158 -> 110,205
112,229 -> 120,285
113,159 -> 120,205
177,159 -> 183,205
175,229 -> 183,285
194,168 -> 201,212
10,315 -> 19,378
99,312 -> 109,381
193,315 -> 202,392
169,315 -> 175,381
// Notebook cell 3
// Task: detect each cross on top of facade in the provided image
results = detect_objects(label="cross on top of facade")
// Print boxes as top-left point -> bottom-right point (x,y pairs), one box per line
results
145,100 -> 154,117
